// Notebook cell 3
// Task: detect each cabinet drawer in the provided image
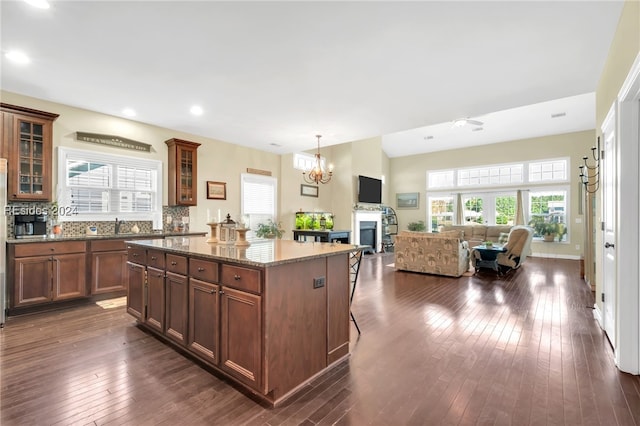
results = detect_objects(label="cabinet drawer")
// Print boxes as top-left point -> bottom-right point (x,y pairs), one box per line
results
189,258 -> 218,283
167,254 -> 187,275
147,249 -> 166,269
127,247 -> 146,264
91,239 -> 127,252
14,241 -> 87,257
220,264 -> 261,294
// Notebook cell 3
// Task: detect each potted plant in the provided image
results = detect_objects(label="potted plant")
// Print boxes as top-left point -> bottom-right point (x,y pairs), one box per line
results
407,220 -> 426,232
255,219 -> 284,239
528,218 -> 560,242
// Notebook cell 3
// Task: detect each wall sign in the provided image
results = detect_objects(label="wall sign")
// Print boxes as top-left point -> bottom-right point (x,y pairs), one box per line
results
76,132 -> 151,152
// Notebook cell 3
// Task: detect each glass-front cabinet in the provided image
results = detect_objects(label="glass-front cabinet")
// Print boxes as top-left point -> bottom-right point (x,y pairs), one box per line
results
165,138 -> 201,206
1,103 -> 58,201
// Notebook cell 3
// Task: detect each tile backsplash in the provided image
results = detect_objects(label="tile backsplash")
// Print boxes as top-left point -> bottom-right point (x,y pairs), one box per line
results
5,202 -> 190,238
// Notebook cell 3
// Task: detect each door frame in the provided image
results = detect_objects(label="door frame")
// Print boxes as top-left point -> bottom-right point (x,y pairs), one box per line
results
601,106 -> 616,349
611,52 -> 640,374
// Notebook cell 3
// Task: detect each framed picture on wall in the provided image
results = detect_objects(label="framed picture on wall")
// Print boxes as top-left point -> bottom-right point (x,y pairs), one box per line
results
396,192 -> 419,209
300,184 -> 319,197
207,181 -> 227,200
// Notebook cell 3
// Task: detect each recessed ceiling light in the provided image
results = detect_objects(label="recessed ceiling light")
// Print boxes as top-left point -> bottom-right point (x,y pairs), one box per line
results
551,112 -> 567,118
269,142 -> 282,147
122,108 -> 136,117
5,50 -> 30,64
190,105 -> 203,116
24,0 -> 50,9
424,136 -> 434,140
472,127 -> 484,132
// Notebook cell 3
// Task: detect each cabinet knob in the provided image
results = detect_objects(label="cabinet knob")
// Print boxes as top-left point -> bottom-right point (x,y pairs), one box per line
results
209,289 -> 216,294
133,253 -> 138,257
50,248 -> 55,251
219,290 -> 225,294
234,274 -> 241,280
198,267 -> 205,272
151,256 -> 156,260
49,257 -> 53,261
171,261 -> 177,266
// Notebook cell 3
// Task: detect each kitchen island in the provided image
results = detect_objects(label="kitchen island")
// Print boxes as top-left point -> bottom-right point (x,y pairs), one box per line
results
126,236 -> 358,406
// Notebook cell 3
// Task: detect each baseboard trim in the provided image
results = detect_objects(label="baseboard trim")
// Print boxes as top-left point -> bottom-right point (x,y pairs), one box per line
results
529,253 -> 582,260
593,304 -> 604,328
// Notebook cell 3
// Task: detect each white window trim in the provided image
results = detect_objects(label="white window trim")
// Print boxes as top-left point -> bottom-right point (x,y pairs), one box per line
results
240,173 -> 278,236
57,147 -> 163,227
427,157 -> 570,191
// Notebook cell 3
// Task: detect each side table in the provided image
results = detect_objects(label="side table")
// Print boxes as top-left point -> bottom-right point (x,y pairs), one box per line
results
472,244 -> 507,275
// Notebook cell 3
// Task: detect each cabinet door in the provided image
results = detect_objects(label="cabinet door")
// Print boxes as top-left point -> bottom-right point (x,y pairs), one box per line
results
8,113 -> 52,201
220,286 -> 262,390
165,138 -> 200,206
146,266 -> 165,333
165,271 -> 188,346
92,250 -> 128,295
52,253 -> 87,301
127,262 -> 145,320
188,278 -> 219,364
13,256 -> 51,307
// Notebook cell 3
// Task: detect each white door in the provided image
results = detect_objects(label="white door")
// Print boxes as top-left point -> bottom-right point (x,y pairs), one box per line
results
602,111 -> 617,347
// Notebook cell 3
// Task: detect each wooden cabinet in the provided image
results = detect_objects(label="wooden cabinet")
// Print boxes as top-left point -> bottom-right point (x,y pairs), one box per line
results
10,241 -> 87,308
126,261 -> 145,320
165,271 -> 188,346
220,286 -> 262,389
188,278 -> 219,365
91,239 -> 128,295
146,266 -> 165,333
124,241 -> 352,405
1,103 -> 58,201
165,138 -> 200,206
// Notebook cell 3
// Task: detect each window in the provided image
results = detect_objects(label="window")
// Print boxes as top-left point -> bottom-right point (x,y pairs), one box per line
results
463,196 -> 484,224
57,147 -> 162,226
427,158 -> 568,190
293,152 -> 327,172
241,173 -> 277,236
529,159 -> 567,182
458,164 -> 523,187
427,170 -> 454,189
428,196 -> 454,232
529,189 -> 568,241
495,195 -> 516,225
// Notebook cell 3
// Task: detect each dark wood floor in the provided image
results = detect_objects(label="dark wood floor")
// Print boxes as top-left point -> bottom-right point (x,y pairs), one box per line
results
2,255 -> 639,425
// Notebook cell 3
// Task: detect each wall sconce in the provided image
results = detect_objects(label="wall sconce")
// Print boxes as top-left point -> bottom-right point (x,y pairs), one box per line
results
578,136 -> 601,194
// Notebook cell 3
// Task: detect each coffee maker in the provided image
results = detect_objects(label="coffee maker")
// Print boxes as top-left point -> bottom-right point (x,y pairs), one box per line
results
14,214 -> 48,238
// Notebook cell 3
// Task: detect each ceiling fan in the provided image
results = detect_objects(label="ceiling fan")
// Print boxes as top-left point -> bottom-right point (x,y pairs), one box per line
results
452,117 -> 484,128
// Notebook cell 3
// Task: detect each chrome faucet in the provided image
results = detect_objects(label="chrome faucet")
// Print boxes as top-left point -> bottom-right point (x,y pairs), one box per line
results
115,218 -> 126,234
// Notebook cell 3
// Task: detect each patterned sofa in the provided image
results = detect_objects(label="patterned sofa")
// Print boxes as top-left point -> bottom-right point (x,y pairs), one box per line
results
394,230 -> 470,277
441,224 -> 512,247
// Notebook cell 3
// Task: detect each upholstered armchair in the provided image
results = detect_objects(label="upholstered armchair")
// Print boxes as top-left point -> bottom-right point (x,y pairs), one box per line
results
496,225 -> 534,272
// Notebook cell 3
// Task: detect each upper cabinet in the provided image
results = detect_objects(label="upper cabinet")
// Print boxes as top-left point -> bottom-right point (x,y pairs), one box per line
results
1,103 -> 59,201
165,138 -> 201,206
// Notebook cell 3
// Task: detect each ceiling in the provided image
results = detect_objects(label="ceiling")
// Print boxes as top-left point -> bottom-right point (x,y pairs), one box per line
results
0,1 -> 624,158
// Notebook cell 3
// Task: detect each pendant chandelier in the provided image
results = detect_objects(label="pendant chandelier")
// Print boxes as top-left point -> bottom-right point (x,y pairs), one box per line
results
303,134 -> 333,184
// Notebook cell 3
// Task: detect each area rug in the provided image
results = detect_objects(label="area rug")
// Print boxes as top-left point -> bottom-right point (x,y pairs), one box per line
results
96,297 -> 127,309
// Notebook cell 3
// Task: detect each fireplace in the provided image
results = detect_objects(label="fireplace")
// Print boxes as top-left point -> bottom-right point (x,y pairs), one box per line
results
359,221 -> 377,254
353,211 -> 382,253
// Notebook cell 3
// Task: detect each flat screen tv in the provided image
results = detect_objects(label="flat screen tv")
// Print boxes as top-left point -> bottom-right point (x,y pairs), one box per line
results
358,175 -> 382,204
